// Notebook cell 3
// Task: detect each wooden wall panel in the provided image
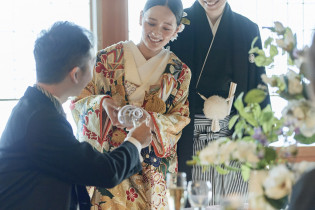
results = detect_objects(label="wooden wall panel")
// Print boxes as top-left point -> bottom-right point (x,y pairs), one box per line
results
94,0 -> 129,50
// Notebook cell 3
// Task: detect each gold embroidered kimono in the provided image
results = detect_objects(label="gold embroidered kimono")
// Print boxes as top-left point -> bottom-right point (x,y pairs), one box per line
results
71,41 -> 191,210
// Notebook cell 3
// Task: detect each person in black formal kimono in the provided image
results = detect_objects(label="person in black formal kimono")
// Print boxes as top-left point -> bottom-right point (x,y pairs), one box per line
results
169,0 -> 270,205
0,21 -> 152,210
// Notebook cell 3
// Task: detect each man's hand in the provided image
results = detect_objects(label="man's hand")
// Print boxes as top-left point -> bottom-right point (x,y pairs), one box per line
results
128,121 -> 152,148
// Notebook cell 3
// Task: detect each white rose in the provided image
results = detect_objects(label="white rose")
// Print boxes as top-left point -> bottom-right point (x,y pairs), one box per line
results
299,109 -> 315,137
263,165 -> 294,199
217,141 -> 237,164
292,106 -> 305,120
232,141 -> 259,163
199,141 -> 220,165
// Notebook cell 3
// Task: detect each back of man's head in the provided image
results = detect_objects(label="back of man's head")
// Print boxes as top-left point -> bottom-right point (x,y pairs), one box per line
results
34,21 -> 94,84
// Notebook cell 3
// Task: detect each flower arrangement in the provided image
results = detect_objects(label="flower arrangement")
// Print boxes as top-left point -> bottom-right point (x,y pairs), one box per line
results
188,22 -> 315,209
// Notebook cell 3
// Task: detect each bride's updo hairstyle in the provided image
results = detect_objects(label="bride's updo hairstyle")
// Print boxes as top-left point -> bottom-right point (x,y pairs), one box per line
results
143,0 -> 184,26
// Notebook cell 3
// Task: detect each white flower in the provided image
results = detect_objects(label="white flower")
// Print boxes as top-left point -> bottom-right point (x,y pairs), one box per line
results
217,141 -> 237,164
292,106 -> 305,120
300,110 -> 315,137
232,141 -> 259,163
287,72 -> 303,95
263,165 -> 294,199
199,140 -> 220,165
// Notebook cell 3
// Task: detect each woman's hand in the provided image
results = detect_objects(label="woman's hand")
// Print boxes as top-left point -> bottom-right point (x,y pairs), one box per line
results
102,98 -> 123,128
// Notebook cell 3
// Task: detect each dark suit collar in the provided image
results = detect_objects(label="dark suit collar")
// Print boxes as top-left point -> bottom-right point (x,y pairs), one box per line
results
24,86 -> 59,114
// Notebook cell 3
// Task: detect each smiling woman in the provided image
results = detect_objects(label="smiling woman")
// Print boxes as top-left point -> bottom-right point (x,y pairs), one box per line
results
70,0 -> 192,209
0,0 -> 90,134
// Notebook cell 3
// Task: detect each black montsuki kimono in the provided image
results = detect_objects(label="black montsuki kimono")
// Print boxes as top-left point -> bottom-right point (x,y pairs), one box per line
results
169,1 -> 270,181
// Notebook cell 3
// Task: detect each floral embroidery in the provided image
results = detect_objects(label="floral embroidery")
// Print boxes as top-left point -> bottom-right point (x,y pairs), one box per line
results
109,128 -> 127,147
141,147 -> 161,167
82,125 -> 103,146
125,81 -> 138,96
126,187 -> 138,202
150,172 -> 167,209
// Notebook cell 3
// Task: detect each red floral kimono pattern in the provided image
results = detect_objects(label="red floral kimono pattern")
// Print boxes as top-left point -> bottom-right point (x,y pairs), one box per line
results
71,41 -> 191,210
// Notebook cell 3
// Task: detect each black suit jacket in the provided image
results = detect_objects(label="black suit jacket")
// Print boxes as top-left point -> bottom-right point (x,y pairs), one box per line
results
0,86 -> 142,210
169,1 -> 270,180
288,168 -> 315,210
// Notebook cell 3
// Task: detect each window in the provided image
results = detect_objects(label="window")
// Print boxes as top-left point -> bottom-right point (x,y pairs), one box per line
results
0,0 -> 90,134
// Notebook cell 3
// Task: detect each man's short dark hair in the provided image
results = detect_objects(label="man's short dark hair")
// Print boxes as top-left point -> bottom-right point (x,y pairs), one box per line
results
34,21 -> 94,84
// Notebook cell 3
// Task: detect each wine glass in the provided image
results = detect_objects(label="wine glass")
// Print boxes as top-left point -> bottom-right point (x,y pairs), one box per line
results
166,172 -> 187,210
187,180 -> 212,210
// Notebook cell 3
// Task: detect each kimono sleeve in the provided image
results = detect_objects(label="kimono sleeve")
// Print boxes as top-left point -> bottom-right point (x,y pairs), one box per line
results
150,64 -> 191,158
71,52 -> 111,151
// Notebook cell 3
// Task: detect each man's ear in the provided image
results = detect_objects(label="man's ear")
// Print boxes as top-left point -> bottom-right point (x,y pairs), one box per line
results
139,10 -> 144,26
69,67 -> 80,84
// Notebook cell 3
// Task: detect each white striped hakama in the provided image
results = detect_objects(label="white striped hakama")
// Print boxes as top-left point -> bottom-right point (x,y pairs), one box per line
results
192,113 -> 248,205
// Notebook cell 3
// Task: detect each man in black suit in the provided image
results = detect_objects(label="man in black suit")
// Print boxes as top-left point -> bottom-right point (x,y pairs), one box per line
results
0,21 -> 152,210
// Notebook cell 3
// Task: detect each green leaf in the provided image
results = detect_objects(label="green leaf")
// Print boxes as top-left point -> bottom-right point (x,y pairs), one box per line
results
229,115 -> 239,130
186,159 -> 197,166
251,36 -> 258,49
264,147 -> 277,163
264,37 -> 273,48
97,187 -> 114,199
244,89 -> 266,104
294,133 -> 315,144
265,57 -> 274,66
257,49 -> 266,56
241,164 -> 251,181
234,93 -> 245,112
254,55 -> 267,67
248,47 -> 259,54
215,165 -> 230,175
269,45 -> 279,57
251,103 -> 262,119
242,136 -> 255,142
260,111 -> 273,124
264,195 -> 288,209
262,104 -> 272,113
181,17 -> 190,25
225,165 -> 242,172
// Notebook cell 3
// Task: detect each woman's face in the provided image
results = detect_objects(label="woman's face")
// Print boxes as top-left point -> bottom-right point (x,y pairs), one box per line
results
139,5 -> 179,55
198,0 -> 227,15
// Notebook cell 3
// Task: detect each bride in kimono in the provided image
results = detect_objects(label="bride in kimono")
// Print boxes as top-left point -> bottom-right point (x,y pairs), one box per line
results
71,0 -> 191,209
